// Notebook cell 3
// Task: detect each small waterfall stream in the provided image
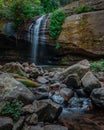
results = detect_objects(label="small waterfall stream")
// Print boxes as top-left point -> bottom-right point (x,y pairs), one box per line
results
28,15 -> 50,64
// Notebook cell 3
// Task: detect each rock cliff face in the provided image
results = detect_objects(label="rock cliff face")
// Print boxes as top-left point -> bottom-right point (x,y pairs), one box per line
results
57,0 -> 104,62
61,0 -> 104,15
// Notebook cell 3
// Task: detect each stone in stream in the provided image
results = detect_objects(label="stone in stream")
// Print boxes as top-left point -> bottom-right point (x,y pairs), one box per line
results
91,87 -> 104,108
0,117 -> 13,130
50,87 -> 74,105
60,88 -> 74,101
81,71 -> 101,95
0,73 -> 35,105
37,76 -> 49,84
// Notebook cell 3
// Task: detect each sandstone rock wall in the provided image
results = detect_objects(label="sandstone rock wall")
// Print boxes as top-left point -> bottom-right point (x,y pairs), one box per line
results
58,0 -> 104,62
58,10 -> 104,56
61,0 -> 104,15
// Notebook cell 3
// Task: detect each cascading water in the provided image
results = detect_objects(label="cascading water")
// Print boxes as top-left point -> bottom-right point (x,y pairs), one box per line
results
28,15 -> 50,64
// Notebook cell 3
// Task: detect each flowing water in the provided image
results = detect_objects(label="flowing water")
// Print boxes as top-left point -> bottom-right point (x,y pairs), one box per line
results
28,15 -> 50,64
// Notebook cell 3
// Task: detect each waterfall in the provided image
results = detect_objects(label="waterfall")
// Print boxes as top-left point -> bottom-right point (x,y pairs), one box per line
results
28,15 -> 49,64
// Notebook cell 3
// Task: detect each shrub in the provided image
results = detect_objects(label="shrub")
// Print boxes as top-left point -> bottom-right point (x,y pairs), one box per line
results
10,0 -> 44,28
49,10 -> 66,40
41,0 -> 60,13
75,5 -> 94,14
55,42 -> 60,49
90,59 -> 104,72
1,99 -> 24,120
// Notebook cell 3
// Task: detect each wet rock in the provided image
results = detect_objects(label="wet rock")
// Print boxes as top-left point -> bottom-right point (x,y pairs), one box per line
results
13,116 -> 25,130
60,88 -> 74,101
30,85 -> 49,100
81,71 -> 101,95
56,60 -> 90,81
0,73 -> 35,105
76,89 -> 87,97
63,73 -> 80,89
50,87 -> 74,105
44,125 -> 68,130
33,100 -> 62,122
0,117 -> 13,130
37,76 -> 49,84
26,113 -> 38,125
23,104 -> 35,114
91,87 -> 104,107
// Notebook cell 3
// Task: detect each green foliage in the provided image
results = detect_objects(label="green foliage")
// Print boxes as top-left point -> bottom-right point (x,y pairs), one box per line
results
1,99 -> 24,120
90,60 -> 104,72
10,0 -> 44,28
59,0 -> 78,6
61,57 -> 69,64
41,0 -> 60,13
49,10 -> 66,40
55,43 -> 60,49
75,5 -> 94,14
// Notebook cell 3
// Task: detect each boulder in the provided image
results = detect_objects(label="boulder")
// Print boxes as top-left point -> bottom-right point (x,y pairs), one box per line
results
81,71 -> 101,95
0,117 -> 13,130
63,73 -> 80,88
91,87 -> 104,107
33,100 -> 62,122
0,73 -> 35,104
58,10 -> 104,61
55,60 -> 90,80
